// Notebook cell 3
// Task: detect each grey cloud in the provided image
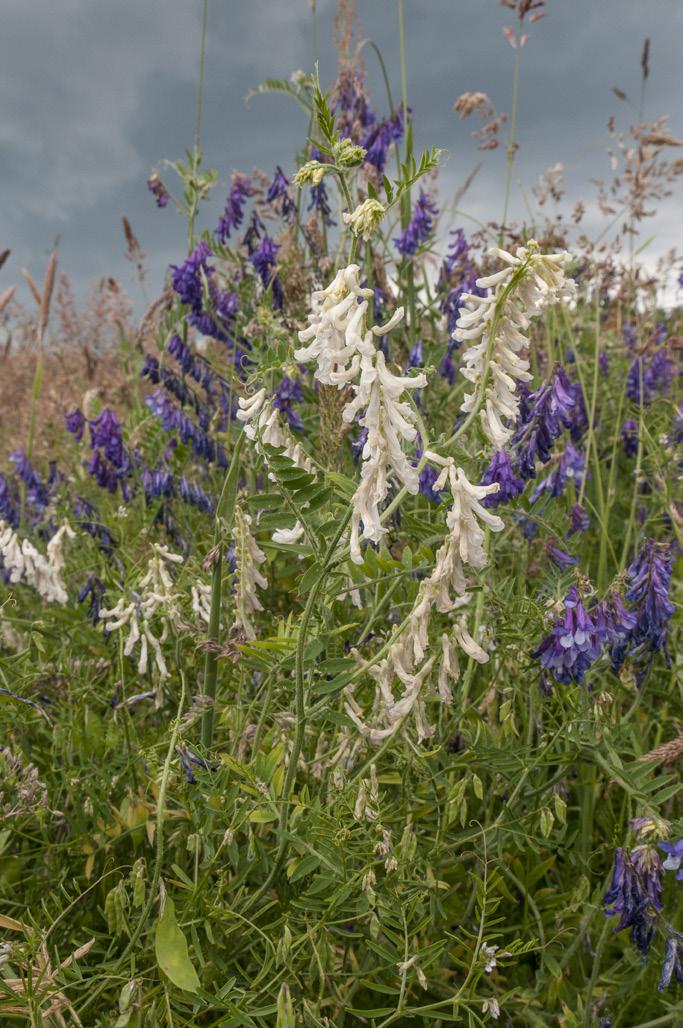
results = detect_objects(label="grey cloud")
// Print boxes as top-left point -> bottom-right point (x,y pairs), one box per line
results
1,0 -> 680,309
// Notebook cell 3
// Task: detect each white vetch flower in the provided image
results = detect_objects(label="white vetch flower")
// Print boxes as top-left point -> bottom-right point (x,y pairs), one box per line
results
232,504 -> 267,640
342,198 -> 386,241
271,523 -> 306,545
237,389 -> 314,545
296,265 -> 425,562
191,582 -> 212,624
0,519 -> 74,605
99,544 -> 182,681
344,464 -> 502,745
294,264 -> 373,385
453,241 -> 575,446
482,944 -> 498,974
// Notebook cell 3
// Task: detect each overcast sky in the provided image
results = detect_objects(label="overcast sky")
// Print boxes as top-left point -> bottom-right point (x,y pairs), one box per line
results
2,0 -> 681,314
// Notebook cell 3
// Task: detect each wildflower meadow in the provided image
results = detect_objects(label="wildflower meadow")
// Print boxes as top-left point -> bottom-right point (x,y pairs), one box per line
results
0,2 -> 681,1025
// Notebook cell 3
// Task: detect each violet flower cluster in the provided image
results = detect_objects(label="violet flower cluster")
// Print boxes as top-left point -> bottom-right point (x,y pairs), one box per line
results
394,192 -> 438,258
216,173 -> 253,242
170,241 -> 239,343
65,408 -> 132,498
610,539 -> 675,684
532,585 -> 604,684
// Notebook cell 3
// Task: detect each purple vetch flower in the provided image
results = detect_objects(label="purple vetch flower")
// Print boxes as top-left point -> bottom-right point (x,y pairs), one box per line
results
480,450 -> 525,508
65,408 -> 86,441
439,339 -> 458,384
416,444 -> 443,504
568,381 -> 589,442
394,191 -> 438,258
145,389 -> 227,467
407,339 -> 424,369
599,350 -> 609,377
266,165 -> 296,221
623,322 -> 637,351
89,410 -> 128,469
362,110 -> 404,172
147,170 -> 169,208
659,839 -> 683,881
351,426 -> 368,462
308,181 -> 335,227
332,68 -> 377,135
658,935 -> 683,992
168,334 -> 200,379
9,450 -> 48,510
170,242 -> 239,343
418,462 -> 442,504
566,503 -> 590,537
519,515 -> 538,541
604,845 -> 663,961
532,586 -> 605,683
142,466 -> 175,502
216,173 -> 253,241
141,354 -> 161,383
250,235 -> 283,310
242,209 -> 266,254
439,228 -> 469,281
643,349 -> 675,398
0,473 -> 19,528
272,377 -> 304,431
513,365 -> 578,479
78,574 -> 106,624
598,590 -> 638,652
529,444 -> 586,503
74,496 -> 115,553
171,240 -> 211,310
611,539 -> 675,683
179,477 -> 215,514
621,418 -> 639,457
176,744 -> 218,784
546,544 -> 577,571
627,349 -> 675,405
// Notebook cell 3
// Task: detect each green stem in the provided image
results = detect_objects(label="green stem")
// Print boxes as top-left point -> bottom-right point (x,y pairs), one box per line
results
500,40 -> 521,243
187,0 -> 209,252
201,430 -> 246,749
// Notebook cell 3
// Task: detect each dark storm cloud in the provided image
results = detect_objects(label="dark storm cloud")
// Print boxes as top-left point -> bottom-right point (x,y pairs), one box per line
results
1,0 -> 681,310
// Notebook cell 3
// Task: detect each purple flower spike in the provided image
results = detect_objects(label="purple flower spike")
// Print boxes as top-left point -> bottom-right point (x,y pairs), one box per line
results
216,174 -> 253,241
611,539 -> 675,684
65,408 -> 86,441
480,450 -> 525,508
621,418 -> 639,457
604,845 -> 663,961
394,191 -> 438,258
147,171 -> 169,208
532,586 -> 605,683
266,166 -> 296,221
272,377 -> 304,431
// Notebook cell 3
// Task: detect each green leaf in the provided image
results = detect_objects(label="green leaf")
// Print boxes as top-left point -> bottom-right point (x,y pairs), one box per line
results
154,895 -> 200,994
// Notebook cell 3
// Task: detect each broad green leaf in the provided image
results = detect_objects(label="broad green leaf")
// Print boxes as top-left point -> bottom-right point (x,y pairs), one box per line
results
154,895 -> 200,994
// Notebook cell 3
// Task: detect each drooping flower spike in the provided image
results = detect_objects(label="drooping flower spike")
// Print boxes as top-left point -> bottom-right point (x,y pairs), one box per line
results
454,242 -> 576,447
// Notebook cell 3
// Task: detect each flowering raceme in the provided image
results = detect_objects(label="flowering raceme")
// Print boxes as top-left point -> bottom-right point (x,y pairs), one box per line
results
0,520 -> 74,605
454,242 -> 576,447
345,458 -> 503,743
294,264 -> 426,562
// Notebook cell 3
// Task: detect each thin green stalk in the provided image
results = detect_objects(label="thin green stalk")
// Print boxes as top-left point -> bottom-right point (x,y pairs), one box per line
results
201,429 -> 246,749
500,40 -> 521,243
187,0 -> 209,252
